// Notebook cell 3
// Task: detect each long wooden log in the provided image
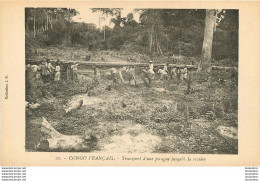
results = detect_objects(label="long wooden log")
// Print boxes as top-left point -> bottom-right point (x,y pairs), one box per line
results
26,59 -> 237,71
77,62 -> 199,70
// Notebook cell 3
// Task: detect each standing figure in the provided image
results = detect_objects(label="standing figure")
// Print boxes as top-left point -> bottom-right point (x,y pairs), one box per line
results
148,61 -> 155,80
71,63 -> 79,81
170,67 -> 177,79
54,61 -> 61,83
30,63 -> 42,85
176,67 -> 181,81
46,59 -> 55,82
180,68 -> 184,81
93,67 -> 101,82
39,60 -> 48,83
163,63 -> 169,73
31,64 -> 41,79
148,61 -> 154,72
183,65 -> 188,81
110,68 -> 118,84
66,63 -> 71,81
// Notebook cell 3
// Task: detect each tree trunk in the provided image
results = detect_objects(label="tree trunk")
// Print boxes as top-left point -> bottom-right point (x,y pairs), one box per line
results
46,13 -> 49,30
33,13 -> 36,38
166,39 -> 169,52
62,31 -> 71,46
50,16 -> 53,29
198,9 -> 216,72
44,17 -> 47,31
178,40 -> 181,58
149,26 -> 153,53
155,32 -> 157,53
42,17 -> 44,31
103,26 -> 106,40
37,23 -> 40,33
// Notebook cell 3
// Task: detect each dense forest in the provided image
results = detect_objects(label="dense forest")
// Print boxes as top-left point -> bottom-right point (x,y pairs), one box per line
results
25,8 -> 238,65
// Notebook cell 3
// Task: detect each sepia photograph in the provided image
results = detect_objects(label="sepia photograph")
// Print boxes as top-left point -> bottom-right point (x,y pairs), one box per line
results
25,8 -> 238,154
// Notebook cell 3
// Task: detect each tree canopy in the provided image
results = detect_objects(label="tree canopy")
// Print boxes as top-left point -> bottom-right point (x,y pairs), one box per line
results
25,8 -> 238,62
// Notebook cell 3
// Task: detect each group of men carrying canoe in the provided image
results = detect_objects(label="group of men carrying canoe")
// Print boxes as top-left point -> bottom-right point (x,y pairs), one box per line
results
26,59 -> 190,87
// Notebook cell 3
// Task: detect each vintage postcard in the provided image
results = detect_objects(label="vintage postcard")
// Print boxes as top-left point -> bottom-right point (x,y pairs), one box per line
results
1,1 -> 260,166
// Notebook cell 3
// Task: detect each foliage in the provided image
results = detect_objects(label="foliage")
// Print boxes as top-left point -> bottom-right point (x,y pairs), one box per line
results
25,8 -> 238,62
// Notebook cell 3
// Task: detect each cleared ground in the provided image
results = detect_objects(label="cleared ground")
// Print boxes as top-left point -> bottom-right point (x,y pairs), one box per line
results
26,65 -> 238,154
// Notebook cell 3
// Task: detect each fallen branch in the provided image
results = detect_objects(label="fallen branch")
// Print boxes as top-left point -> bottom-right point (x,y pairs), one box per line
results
39,117 -> 94,151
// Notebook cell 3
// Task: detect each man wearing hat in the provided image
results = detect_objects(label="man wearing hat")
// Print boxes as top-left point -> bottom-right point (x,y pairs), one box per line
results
148,61 -> 155,79
148,61 -> 153,71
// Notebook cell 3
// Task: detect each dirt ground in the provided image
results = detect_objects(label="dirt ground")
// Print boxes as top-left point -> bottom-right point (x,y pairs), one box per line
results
27,46 -> 217,65
26,64 -> 238,154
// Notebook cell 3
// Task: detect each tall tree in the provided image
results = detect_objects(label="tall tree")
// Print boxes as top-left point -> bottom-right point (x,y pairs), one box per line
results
213,9 -> 238,60
139,9 -> 164,54
92,8 -> 123,40
25,8 -> 78,46
199,9 -> 217,72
